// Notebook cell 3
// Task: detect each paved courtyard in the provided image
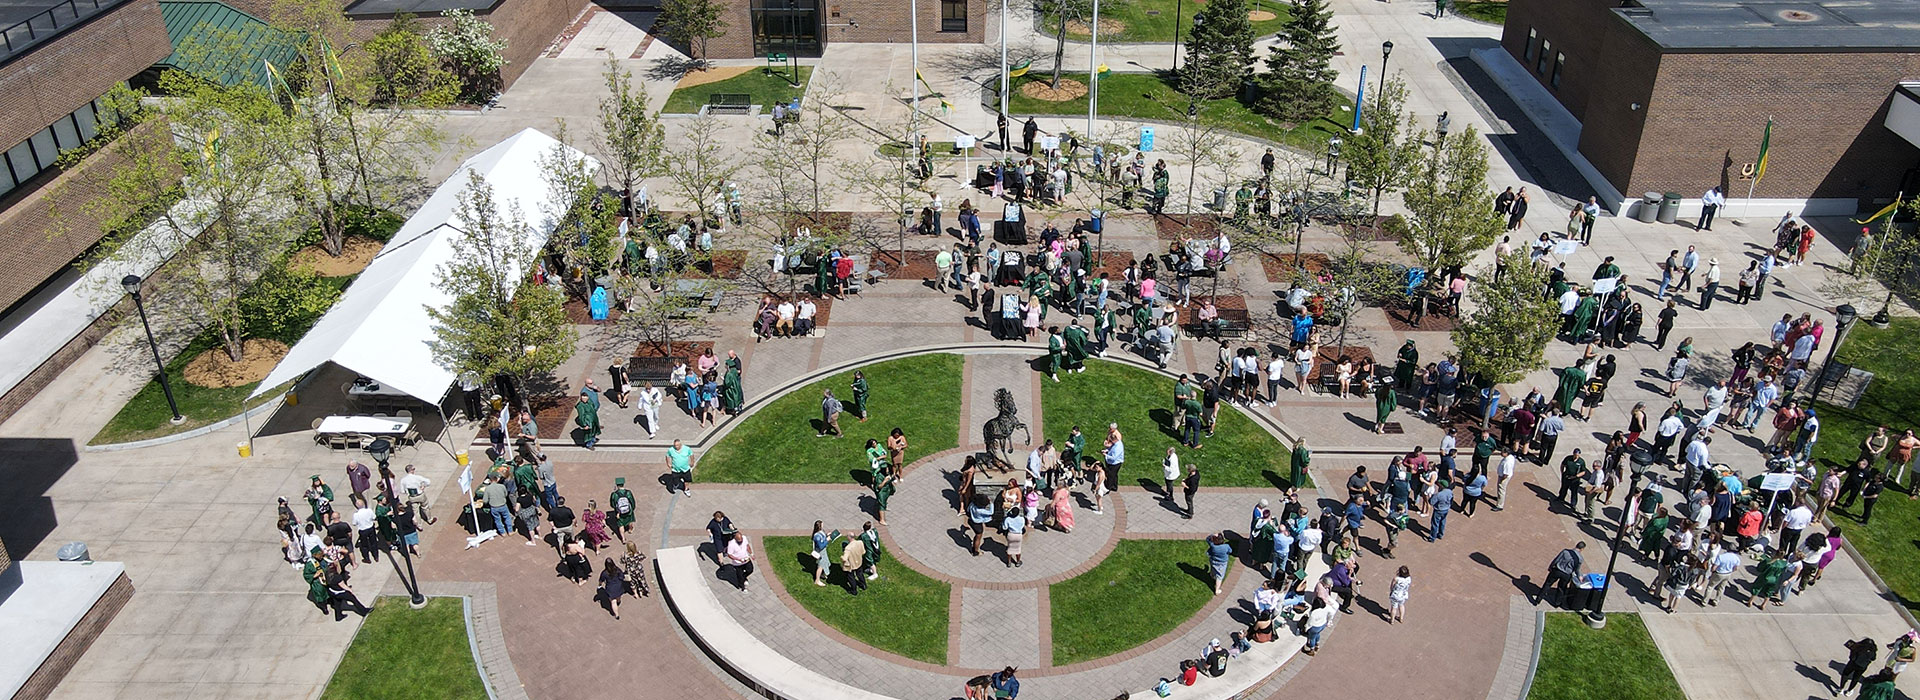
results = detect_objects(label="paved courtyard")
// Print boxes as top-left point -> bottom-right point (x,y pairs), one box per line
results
4,0 -> 1919,698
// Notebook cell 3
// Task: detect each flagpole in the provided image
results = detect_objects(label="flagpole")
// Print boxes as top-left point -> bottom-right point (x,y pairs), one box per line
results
999,0 -> 1010,132
1742,115 -> 1771,221
1086,0 -> 1099,139
911,0 -> 921,134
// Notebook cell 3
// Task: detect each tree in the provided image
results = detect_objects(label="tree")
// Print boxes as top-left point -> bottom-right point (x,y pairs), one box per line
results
1819,202 -> 1920,321
1181,0 -> 1255,98
1257,0 -> 1339,123
1163,86 -> 1239,216
72,75 -> 295,362
538,124 -> 620,298
842,98 -> 926,262
1453,252 -> 1557,384
363,14 -> 460,106
661,114 -> 742,233
428,8 -> 508,103
659,0 -> 729,63
426,171 -> 577,394
1037,0 -> 1102,89
749,78 -> 852,218
1295,229 -> 1405,353
1344,76 -> 1415,217
596,57 -> 666,216
1398,125 -> 1504,276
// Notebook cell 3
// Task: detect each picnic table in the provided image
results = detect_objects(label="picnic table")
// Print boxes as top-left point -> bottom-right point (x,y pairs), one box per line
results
666,279 -> 725,313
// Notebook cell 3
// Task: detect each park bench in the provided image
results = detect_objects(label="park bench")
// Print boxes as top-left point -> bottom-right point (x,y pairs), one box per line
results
626,356 -> 677,384
707,93 -> 752,115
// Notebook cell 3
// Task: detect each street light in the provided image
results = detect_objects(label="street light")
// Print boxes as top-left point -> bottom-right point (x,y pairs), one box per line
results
1378,41 -> 1394,101
1587,449 -> 1654,628
386,521 -> 428,608
1806,303 -> 1858,403
1172,0 -> 1187,72
121,275 -> 184,425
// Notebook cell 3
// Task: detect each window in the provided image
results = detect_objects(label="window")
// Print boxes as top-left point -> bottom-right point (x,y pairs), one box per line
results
1551,53 -> 1565,88
52,114 -> 80,150
74,104 -> 99,142
0,90 -> 121,196
4,142 -> 34,188
941,0 -> 966,32
1536,39 -> 1552,74
1524,28 -> 1537,62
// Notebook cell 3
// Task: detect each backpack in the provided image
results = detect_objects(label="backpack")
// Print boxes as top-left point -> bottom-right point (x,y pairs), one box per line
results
1154,680 -> 1172,697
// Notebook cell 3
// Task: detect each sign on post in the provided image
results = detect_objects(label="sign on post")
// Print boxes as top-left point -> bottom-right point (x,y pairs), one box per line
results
1139,127 -> 1155,152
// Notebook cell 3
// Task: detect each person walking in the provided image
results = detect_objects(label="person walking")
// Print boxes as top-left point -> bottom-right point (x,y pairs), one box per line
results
1698,258 -> 1721,310
398,465 -> 435,525
600,557 -> 627,619
1678,246 -> 1700,292
666,439 -> 695,496
1206,532 -> 1233,595
1506,189 -> 1530,231
1388,565 -> 1412,623
722,531 -> 755,591
818,389 -> 844,437
609,477 -> 636,541
1836,637 -> 1881,695
1003,508 -> 1026,568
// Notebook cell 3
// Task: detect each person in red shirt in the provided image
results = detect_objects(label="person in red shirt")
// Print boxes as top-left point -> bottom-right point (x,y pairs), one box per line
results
834,255 -> 854,296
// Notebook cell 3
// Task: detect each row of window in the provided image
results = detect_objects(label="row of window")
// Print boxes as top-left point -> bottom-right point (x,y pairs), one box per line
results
941,0 -> 966,32
1521,28 -> 1565,90
0,93 -> 116,200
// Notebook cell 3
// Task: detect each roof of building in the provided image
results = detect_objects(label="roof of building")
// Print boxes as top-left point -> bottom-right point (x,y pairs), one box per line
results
1614,0 -> 1920,51
156,1 -> 302,88
0,0 -> 137,65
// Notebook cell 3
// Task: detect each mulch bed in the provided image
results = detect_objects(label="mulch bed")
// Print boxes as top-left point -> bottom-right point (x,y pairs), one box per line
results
1177,293 -> 1247,325
1340,216 -> 1397,242
531,394 -> 581,441
781,211 -> 853,234
1260,253 -> 1331,283
686,249 -> 747,279
563,295 -> 624,324
873,249 -> 940,281
1092,251 -> 1138,280
633,340 -> 715,360
1382,300 -> 1462,332
1153,214 -> 1220,241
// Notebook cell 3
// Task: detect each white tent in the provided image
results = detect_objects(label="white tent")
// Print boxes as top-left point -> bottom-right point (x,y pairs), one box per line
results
249,127 -> 599,406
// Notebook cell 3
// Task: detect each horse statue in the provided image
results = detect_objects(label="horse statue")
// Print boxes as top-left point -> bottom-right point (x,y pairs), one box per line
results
982,388 -> 1031,471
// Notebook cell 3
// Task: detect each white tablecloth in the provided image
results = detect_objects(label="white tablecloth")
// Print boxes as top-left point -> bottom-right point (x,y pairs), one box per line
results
317,416 -> 411,435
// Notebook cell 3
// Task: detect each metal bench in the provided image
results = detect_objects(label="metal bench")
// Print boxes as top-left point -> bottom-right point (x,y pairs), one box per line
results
707,93 -> 752,115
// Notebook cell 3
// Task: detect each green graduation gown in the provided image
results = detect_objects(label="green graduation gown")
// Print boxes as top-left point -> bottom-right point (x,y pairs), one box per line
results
1063,325 -> 1089,365
1394,342 -> 1419,389
722,366 -> 744,413
1290,445 -> 1311,488
1569,296 -> 1599,340
1375,383 -> 1398,426
858,529 -> 883,568
1047,333 -> 1064,374
610,488 -> 636,528
815,260 -> 834,294
851,376 -> 869,418
1554,366 -> 1587,414
574,400 -> 601,443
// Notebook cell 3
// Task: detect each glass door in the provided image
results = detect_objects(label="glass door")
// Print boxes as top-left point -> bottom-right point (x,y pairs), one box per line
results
752,0 -> 821,58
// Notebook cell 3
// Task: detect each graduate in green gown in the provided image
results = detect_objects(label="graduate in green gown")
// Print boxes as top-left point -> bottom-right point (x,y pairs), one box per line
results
1062,321 -> 1089,370
1290,440 -> 1311,489
1568,292 -> 1599,341
857,522 -> 884,578
1061,426 -> 1086,475
815,257 -> 834,295
1636,508 -> 1669,555
871,463 -> 898,525
850,371 -> 869,421
1374,382 -> 1398,434
1554,365 -> 1587,414
610,477 -> 637,535
722,365 -> 744,414
1394,340 -> 1419,390
1045,328 -> 1064,381
304,476 -> 334,525
574,396 -> 602,449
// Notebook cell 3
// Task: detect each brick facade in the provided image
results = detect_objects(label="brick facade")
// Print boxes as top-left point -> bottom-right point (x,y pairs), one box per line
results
0,118 -> 171,315
1501,0 -> 1920,206
0,0 -> 172,149
224,0 -> 591,92
703,0 -> 988,60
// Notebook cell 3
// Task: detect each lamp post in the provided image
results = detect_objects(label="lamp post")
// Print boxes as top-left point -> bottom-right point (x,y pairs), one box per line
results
121,275 -> 184,425
1378,41 -> 1394,102
386,525 -> 428,608
1807,303 -> 1858,404
1172,0 -> 1186,72
1587,449 -> 1654,628
1870,291 -> 1892,328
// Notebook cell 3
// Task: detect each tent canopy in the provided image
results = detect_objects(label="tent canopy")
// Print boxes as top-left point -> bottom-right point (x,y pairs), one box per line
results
250,127 -> 598,405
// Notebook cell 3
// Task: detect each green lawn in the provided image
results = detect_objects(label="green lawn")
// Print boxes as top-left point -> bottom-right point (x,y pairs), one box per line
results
90,210 -> 401,445
1045,0 -> 1291,43
1454,1 -> 1508,24
1528,613 -> 1683,700
1050,539 -> 1215,664
764,535 -> 950,663
1809,318 -> 1920,613
698,353 -> 963,483
321,597 -> 488,700
1005,73 -> 1351,152
1041,359 -> 1302,488
663,66 -> 813,114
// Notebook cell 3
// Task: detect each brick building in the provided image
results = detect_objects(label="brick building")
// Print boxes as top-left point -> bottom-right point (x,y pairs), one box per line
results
698,0 -> 988,59
1497,0 -> 1920,216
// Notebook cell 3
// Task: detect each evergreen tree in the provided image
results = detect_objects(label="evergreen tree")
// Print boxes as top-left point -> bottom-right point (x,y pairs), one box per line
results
1258,0 -> 1339,123
1181,0 -> 1255,99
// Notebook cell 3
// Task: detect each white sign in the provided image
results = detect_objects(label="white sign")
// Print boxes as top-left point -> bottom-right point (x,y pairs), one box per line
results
1041,135 -> 1060,152
1554,240 -> 1580,257
955,134 -> 977,149
1760,472 -> 1798,491
1593,277 -> 1618,295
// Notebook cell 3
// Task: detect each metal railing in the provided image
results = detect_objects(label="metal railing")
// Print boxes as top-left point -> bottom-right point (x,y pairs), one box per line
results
1,0 -> 130,65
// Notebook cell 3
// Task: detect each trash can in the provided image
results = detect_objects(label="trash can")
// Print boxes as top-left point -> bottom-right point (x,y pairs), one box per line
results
57,541 -> 90,562
1636,192 -> 1660,223
236,442 -> 251,458
1657,192 -> 1682,224
1212,187 -> 1229,211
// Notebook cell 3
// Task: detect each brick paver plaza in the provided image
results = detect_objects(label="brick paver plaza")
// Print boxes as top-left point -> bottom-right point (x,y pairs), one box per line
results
5,0 -> 1920,698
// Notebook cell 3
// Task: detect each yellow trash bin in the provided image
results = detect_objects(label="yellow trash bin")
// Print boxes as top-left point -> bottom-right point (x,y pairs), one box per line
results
455,450 -> 470,466
237,442 -> 252,458
285,391 -> 298,407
